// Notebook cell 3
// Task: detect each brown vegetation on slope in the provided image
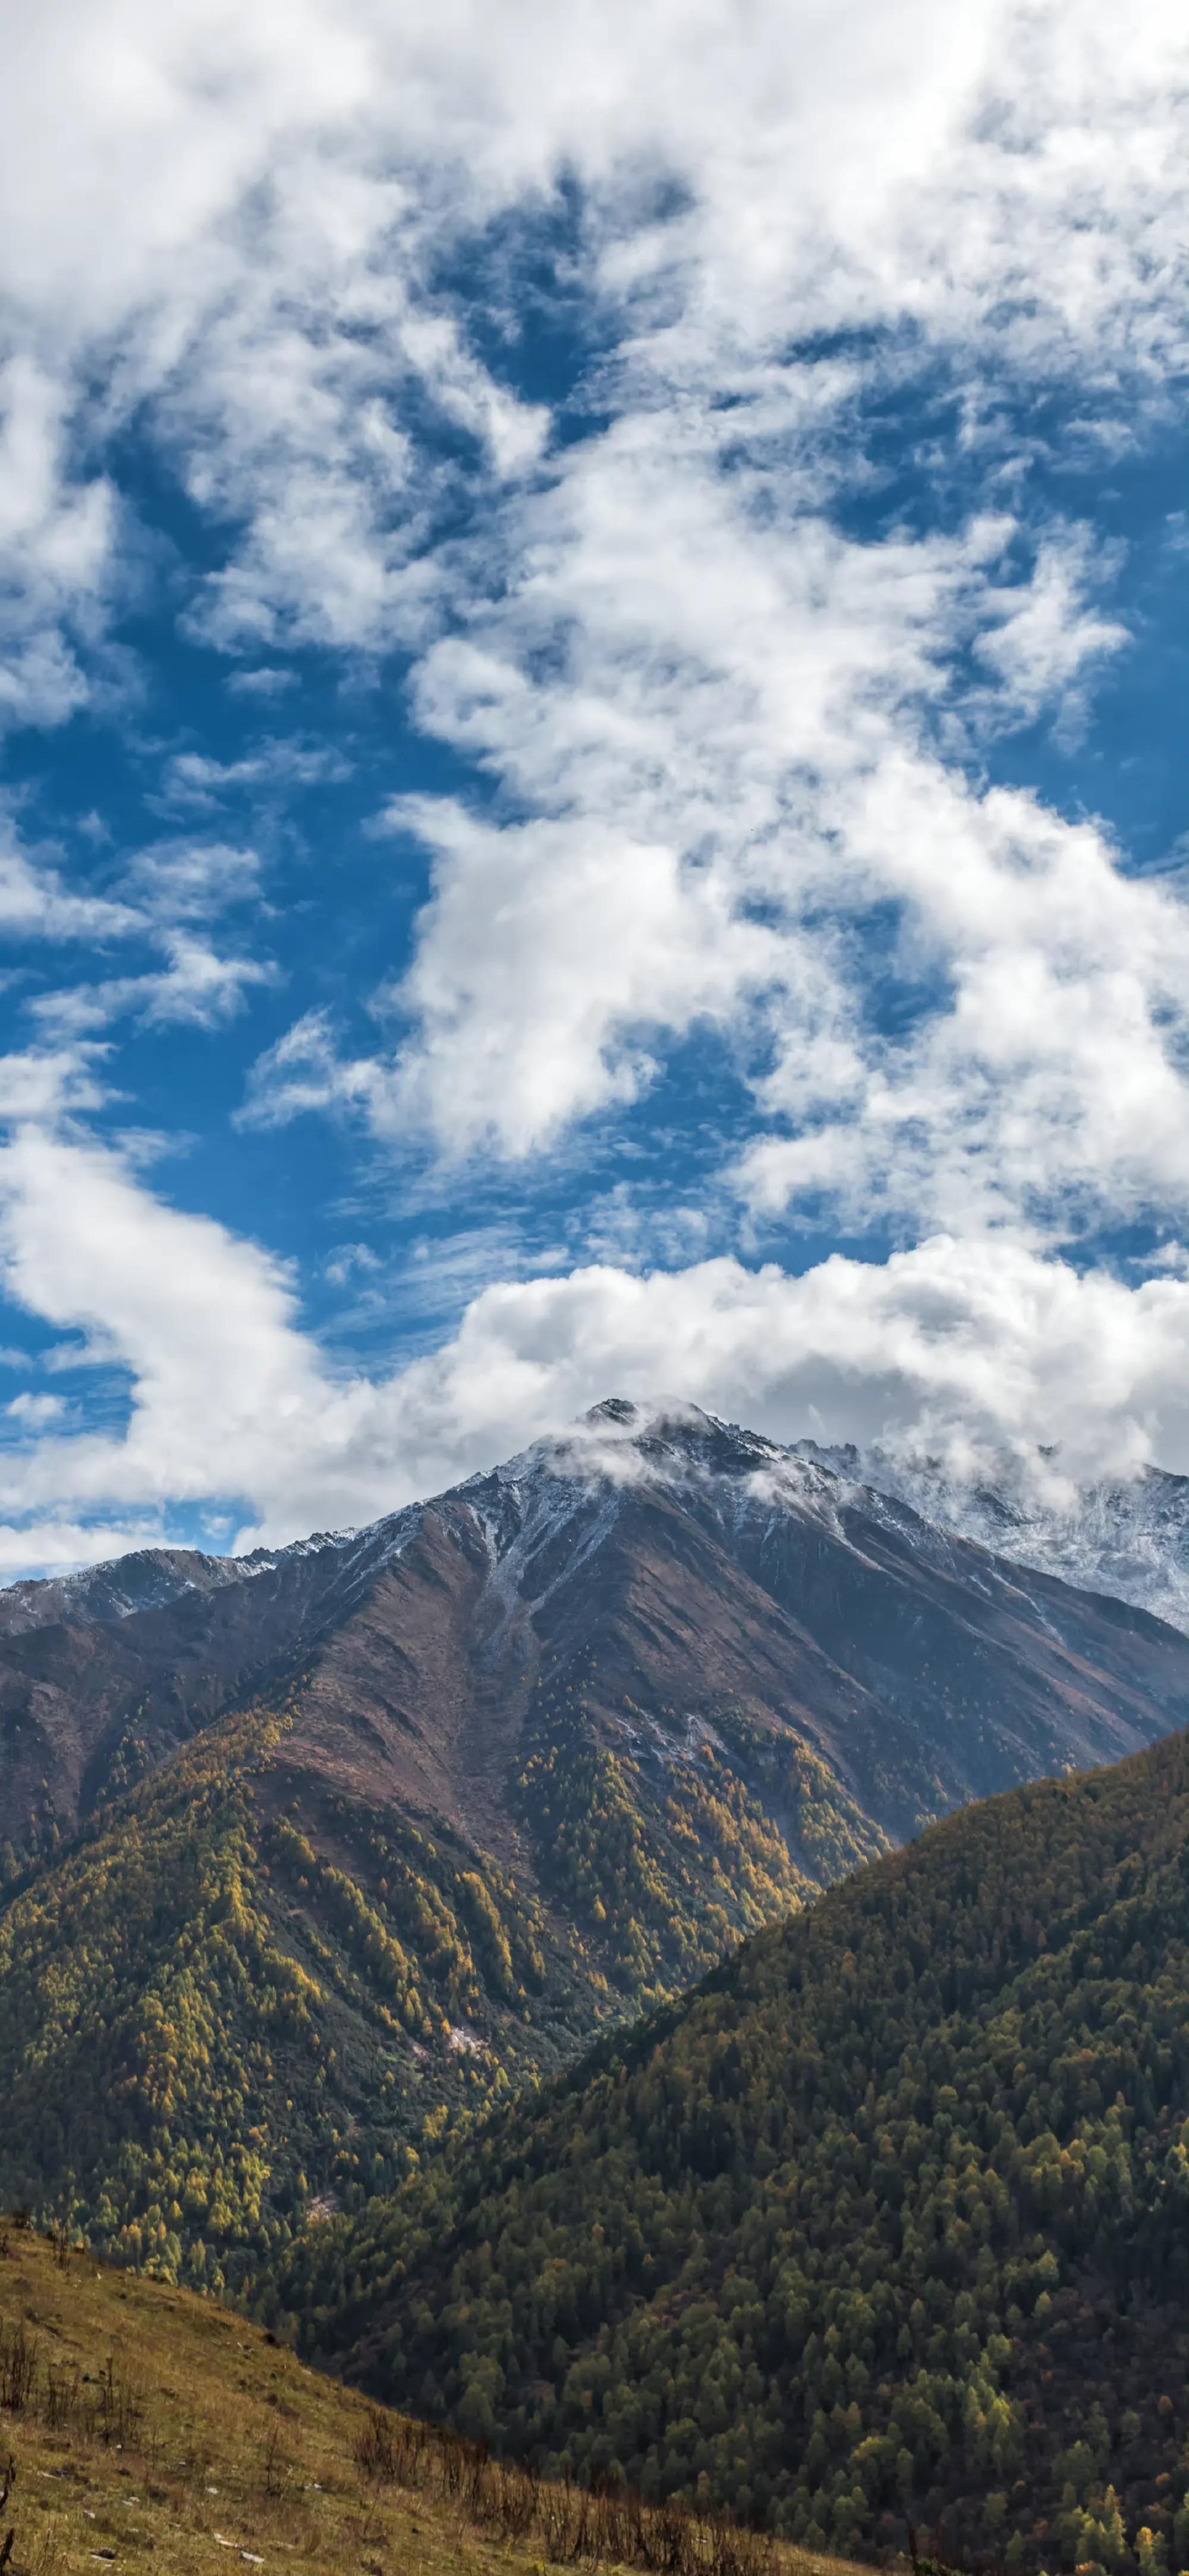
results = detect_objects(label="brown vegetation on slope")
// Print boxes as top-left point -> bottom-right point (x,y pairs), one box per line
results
0,2222 -> 866,2576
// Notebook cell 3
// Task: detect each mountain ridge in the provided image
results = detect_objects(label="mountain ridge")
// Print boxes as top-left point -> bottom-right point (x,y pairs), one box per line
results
6,1396 -> 1189,1869
5,1396 -> 1189,2293
803,1438 -> 1189,1635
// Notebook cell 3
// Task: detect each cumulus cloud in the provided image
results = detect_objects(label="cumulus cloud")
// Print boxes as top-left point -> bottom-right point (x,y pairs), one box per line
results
0,0 -> 1183,682
249,433 -> 1178,1256
2,1129 -> 1189,1571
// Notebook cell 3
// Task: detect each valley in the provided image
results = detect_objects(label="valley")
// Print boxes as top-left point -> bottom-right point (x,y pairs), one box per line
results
280,1717 -> 1189,2569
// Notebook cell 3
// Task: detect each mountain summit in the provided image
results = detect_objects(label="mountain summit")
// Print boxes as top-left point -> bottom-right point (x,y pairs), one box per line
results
5,1395 -> 1189,1873
4,1397 -> 1189,2280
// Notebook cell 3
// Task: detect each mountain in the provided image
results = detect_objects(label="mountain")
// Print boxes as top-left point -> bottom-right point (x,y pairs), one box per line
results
804,1441 -> 1189,1636
7,1398 -> 1189,1874
0,2223 -> 792,2576
276,1721 -> 1189,2575
5,1396 -> 1189,2289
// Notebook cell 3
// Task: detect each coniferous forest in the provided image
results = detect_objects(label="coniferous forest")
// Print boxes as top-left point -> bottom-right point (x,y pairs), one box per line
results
275,1723 -> 1189,2572
0,1661 -> 872,2289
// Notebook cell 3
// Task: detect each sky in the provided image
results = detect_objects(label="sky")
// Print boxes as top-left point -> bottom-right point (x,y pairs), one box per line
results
2,0 -> 1189,1572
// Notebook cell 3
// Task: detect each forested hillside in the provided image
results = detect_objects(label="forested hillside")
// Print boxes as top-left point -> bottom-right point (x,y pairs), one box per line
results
0,1672 -> 861,2285
8,1400 -> 1189,2327
277,1721 -> 1189,2571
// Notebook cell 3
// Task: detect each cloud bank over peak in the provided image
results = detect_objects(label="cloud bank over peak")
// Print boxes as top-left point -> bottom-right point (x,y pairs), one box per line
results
0,1127 -> 1188,1570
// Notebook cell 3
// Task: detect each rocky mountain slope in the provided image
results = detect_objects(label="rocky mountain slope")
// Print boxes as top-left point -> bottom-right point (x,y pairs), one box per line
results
6,1398 -> 1189,1873
4,1396 -> 1189,2283
279,1720 -> 1189,2574
804,1440 -> 1189,1635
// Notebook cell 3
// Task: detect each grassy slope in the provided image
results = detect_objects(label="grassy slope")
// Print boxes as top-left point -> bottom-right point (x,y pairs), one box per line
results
276,1724 -> 1189,2571
0,2223 -> 867,2576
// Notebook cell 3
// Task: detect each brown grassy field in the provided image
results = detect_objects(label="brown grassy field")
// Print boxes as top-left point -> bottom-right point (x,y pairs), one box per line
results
0,2223 -> 873,2576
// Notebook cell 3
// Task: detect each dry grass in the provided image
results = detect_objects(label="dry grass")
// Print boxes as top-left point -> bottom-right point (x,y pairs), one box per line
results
0,2222 -> 873,2576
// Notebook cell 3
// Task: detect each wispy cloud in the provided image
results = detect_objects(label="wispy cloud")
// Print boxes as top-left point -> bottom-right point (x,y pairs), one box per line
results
154,743 -> 350,815
30,934 -> 275,1040
120,838 -> 263,919
0,816 -> 140,943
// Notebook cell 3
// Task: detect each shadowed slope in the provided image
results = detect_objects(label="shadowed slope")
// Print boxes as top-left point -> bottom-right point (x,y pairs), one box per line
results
279,1721 -> 1189,2572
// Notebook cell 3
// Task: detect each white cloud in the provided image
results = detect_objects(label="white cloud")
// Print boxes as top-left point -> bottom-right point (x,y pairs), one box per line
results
6,1390 -> 65,1427
120,837 -> 263,919
0,798 -> 275,1049
239,1007 -> 393,1131
2,1126 -> 1189,1571
324,1240 -> 380,1289
0,1048 -> 111,1124
225,666 -> 298,698
0,356 -> 115,730
1,0 -> 1189,1574
738,762 -> 1189,1237
358,1233 -> 1189,1508
972,526 -> 1128,735
0,1518 -> 167,1577
155,744 -> 350,815
0,817 -> 140,943
244,429 -> 1179,1259
0,1129 -> 330,1525
31,932 -> 275,1039
0,0 -> 1182,683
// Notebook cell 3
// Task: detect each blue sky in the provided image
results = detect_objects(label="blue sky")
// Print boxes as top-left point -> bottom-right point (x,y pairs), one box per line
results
2,0 -> 1189,1572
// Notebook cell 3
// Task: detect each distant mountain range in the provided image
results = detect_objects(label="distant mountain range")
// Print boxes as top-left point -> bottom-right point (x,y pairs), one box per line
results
798,1437 -> 1189,1633
4,1397 -> 1189,2290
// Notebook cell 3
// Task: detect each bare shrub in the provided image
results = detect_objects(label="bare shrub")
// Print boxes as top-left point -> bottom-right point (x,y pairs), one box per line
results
0,2322 -> 36,2413
348,2400 -> 776,2576
353,2409 -> 397,2483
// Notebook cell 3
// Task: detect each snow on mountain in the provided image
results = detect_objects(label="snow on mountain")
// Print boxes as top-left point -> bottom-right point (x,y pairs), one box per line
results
791,1437 -> 1189,1636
